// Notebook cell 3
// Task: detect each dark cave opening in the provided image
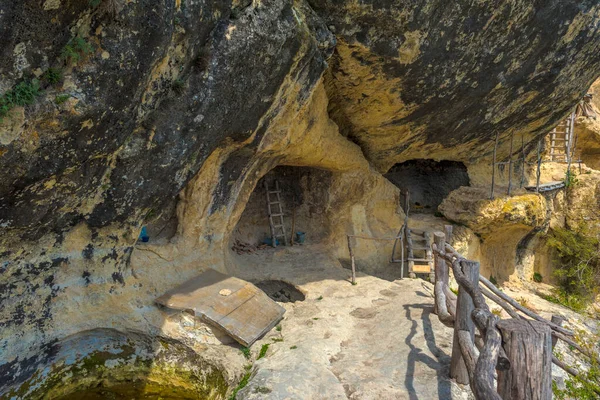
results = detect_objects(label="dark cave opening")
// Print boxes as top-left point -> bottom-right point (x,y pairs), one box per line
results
232,166 -> 333,249
384,159 -> 470,212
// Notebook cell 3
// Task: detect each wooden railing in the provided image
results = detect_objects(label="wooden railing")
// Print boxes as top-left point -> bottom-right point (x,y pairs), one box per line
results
432,227 -> 598,399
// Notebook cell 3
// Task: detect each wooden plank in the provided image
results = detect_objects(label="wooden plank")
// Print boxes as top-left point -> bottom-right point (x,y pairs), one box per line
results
156,269 -> 285,347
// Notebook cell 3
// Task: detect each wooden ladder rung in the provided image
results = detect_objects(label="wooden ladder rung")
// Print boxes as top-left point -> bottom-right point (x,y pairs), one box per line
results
408,257 -> 433,262
269,190 -> 281,194
271,213 -> 284,217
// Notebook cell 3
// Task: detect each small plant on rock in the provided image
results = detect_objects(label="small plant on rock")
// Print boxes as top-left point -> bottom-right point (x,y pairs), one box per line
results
229,369 -> 252,400
172,78 -> 186,94
517,297 -> 532,310
62,36 -> 94,65
565,168 -> 578,188
257,344 -> 269,360
0,78 -> 41,121
54,94 -> 70,104
240,346 -> 251,359
533,272 -> 543,283
43,68 -> 63,85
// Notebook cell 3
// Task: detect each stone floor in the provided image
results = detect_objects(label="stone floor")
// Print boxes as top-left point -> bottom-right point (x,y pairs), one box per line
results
229,245 -> 473,399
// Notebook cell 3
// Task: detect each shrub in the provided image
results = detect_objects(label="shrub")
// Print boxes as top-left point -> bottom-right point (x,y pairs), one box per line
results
489,275 -> 498,287
533,272 -> 543,283
565,168 -> 578,188
547,228 -> 600,309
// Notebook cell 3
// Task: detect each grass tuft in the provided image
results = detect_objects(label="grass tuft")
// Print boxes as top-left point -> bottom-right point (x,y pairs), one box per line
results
257,344 -> 269,360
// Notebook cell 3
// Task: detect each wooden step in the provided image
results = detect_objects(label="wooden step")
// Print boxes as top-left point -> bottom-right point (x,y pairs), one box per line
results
268,190 -> 281,194
270,213 -> 284,217
408,257 -> 433,262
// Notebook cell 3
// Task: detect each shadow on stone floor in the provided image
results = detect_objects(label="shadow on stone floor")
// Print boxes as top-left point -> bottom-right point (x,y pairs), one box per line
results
403,303 -> 452,400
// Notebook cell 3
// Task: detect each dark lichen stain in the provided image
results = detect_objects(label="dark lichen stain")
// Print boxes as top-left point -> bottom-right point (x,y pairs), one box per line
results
82,270 -> 91,285
111,272 -> 125,286
82,244 -> 94,260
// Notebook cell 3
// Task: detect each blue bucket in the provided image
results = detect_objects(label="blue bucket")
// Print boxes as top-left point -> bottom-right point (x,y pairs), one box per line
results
295,231 -> 306,244
139,226 -> 149,242
263,237 -> 280,246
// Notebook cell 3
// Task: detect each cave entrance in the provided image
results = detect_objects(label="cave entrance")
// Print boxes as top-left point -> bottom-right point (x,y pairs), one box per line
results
232,166 -> 333,252
384,159 -> 469,212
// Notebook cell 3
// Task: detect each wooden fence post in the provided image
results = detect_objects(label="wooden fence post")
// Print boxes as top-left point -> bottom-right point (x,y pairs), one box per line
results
551,315 -> 566,349
433,232 -> 446,315
347,235 -> 356,285
491,131 -> 499,200
450,260 -> 479,384
497,319 -> 552,400
507,131 -> 514,195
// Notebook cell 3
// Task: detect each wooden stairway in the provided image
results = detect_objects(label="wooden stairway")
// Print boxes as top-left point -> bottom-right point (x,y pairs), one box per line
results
406,228 -> 435,281
264,180 -> 288,247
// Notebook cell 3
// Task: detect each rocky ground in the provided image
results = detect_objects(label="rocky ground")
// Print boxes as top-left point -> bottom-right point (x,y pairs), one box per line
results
227,245 -> 473,399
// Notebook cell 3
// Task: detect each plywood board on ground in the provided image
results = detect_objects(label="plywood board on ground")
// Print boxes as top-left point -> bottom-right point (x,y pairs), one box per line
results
156,269 -> 285,347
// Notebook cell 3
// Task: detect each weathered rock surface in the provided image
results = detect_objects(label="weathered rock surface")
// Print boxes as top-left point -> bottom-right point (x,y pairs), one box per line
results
315,0 -> 600,169
229,246 -> 472,400
2,0 -> 600,396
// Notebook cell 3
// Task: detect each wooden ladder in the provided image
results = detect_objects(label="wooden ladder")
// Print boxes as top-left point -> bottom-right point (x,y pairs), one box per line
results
264,180 -> 288,248
406,228 -> 434,282
549,111 -> 576,163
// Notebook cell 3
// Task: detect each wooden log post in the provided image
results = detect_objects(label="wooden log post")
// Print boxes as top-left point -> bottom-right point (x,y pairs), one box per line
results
536,139 -> 542,193
491,131 -> 499,200
450,260 -> 480,384
347,235 -> 356,285
444,225 -> 453,244
551,315 -> 566,349
433,233 -> 447,314
507,131 -> 514,196
433,232 -> 455,327
497,319 -> 553,400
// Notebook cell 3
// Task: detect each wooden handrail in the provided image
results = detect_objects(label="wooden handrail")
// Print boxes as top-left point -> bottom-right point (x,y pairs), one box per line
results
432,230 -> 554,399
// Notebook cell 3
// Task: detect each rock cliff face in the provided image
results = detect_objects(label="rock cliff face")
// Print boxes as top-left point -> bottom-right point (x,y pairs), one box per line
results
1,0 -> 600,396
314,0 -> 600,170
